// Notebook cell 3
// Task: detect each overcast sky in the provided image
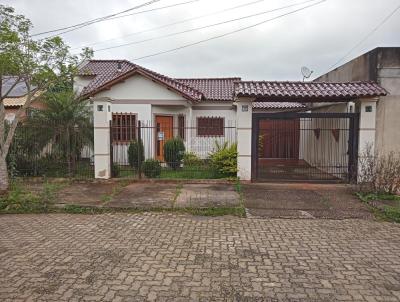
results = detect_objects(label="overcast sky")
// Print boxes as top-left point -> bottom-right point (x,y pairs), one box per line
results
4,0 -> 400,80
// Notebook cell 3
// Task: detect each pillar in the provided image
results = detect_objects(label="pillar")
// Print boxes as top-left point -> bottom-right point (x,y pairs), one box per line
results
357,98 -> 378,182
236,98 -> 253,180
93,97 -> 112,179
357,98 -> 378,154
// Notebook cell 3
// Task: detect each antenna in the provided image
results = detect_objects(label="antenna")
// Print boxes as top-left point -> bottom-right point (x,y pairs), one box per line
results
301,66 -> 313,81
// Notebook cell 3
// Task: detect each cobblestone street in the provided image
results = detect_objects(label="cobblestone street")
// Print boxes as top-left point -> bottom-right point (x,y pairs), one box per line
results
1,213 -> 400,301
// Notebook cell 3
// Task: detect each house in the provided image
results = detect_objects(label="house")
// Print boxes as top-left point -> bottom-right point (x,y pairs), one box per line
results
75,59 -> 387,181
314,47 -> 400,155
1,76 -> 43,121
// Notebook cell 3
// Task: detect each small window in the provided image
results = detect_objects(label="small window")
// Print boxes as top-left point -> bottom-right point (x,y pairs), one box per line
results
178,115 -> 185,139
112,113 -> 136,142
197,117 -> 224,136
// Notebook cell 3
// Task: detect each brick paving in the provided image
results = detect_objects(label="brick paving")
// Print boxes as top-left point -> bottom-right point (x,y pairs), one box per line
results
1,214 -> 400,301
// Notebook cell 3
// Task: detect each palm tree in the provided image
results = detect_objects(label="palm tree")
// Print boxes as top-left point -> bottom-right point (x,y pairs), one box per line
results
24,90 -> 93,176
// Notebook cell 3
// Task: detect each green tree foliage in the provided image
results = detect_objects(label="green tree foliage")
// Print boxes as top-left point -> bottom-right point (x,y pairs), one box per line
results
0,4 -> 92,190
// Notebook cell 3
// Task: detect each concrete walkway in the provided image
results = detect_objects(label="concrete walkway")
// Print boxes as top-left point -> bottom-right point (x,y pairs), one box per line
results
55,181 -> 241,209
243,183 -> 373,219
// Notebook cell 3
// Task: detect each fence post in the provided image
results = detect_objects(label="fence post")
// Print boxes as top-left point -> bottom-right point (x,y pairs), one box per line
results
137,120 -> 142,179
93,97 -> 112,179
109,120 -> 113,177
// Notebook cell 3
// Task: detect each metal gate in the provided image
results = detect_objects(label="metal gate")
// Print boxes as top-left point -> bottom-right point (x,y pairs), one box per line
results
252,112 -> 359,182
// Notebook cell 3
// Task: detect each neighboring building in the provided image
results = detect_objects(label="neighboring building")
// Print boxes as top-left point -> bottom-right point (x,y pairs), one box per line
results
75,59 -> 386,181
315,47 -> 400,155
1,76 -> 43,121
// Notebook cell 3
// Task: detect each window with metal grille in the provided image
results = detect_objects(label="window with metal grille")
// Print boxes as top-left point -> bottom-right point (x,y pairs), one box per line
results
112,113 -> 136,142
197,117 -> 224,136
178,115 -> 185,139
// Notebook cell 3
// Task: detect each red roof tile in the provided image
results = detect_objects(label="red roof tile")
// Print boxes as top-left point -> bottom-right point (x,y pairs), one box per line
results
175,78 -> 240,101
79,60 -> 203,102
78,61 -> 387,103
252,102 -> 306,109
235,81 -> 387,101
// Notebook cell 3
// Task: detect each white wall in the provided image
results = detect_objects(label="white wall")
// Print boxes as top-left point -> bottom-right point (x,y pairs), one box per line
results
96,74 -> 187,101
190,102 -> 237,159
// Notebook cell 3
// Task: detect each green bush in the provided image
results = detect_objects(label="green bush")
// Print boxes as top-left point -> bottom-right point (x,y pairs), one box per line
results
163,137 -> 185,170
210,142 -> 238,177
127,139 -> 144,169
183,152 -> 203,167
112,164 -> 120,177
142,159 -> 161,178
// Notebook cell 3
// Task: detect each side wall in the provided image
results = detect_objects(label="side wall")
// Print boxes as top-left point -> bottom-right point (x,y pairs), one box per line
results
315,47 -> 400,155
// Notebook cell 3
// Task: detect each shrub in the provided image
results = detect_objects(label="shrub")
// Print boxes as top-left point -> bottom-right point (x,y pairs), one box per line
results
127,139 -> 144,169
358,144 -> 400,194
142,159 -> 161,178
210,141 -> 237,177
112,164 -> 120,177
183,152 -> 203,167
163,137 -> 185,170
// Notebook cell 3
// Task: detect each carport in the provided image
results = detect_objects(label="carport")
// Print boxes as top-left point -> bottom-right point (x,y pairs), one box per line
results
234,81 -> 387,182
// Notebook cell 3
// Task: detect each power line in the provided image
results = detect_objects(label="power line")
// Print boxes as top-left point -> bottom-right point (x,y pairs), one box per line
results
32,0 -> 162,37
328,2 -> 400,70
131,0 -> 326,61
93,0 -> 320,53
71,0 -> 265,51
98,0 -> 200,22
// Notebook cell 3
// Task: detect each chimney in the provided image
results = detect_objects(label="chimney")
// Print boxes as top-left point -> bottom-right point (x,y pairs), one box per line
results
117,61 -> 122,72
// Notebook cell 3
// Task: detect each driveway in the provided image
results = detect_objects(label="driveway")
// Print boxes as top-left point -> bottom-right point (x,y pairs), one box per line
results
1,214 -> 400,301
243,183 -> 373,219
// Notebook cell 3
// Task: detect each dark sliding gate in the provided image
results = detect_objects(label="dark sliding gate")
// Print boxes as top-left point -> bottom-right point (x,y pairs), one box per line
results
252,112 -> 359,182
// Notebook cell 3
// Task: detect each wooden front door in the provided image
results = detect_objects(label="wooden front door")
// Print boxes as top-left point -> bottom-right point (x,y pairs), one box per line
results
156,116 -> 173,161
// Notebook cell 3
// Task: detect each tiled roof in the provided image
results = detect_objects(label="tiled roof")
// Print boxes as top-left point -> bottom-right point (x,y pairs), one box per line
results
1,76 -> 37,97
78,60 -> 387,103
253,102 -> 306,109
235,81 -> 387,101
79,60 -> 203,102
175,78 -> 240,101
3,91 -> 43,108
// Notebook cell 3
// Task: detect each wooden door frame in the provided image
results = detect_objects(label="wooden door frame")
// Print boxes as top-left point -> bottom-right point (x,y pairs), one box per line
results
154,114 -> 174,161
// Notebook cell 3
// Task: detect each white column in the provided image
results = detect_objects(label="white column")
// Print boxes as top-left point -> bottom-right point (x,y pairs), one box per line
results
93,97 -> 112,179
236,98 -> 253,180
358,98 -> 378,154
357,98 -> 378,182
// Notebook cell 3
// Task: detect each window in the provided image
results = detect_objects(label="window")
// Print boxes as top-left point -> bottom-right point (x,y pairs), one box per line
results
197,117 -> 224,136
112,113 -> 136,142
178,115 -> 185,139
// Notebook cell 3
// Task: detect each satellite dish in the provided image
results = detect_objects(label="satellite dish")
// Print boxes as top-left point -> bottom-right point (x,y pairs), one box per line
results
301,66 -> 313,81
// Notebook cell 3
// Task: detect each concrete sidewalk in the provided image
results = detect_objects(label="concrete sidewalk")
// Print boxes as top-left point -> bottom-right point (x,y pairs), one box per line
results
243,182 -> 373,219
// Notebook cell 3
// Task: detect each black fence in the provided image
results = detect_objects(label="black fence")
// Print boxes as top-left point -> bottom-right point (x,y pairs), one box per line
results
110,118 -> 238,179
7,123 -> 94,179
252,112 -> 359,182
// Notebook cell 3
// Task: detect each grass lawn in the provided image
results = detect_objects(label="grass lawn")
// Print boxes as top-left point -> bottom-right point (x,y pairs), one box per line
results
357,192 -> 400,223
116,165 -> 224,180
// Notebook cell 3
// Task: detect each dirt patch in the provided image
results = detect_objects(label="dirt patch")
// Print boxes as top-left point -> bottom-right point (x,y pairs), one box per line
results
243,183 -> 373,219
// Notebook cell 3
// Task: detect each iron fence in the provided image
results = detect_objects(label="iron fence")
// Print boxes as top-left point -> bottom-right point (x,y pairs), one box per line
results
110,119 -> 237,179
7,123 -> 94,179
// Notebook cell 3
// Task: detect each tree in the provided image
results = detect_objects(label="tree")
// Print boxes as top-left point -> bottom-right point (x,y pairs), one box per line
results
0,5 -> 92,191
24,91 -> 93,176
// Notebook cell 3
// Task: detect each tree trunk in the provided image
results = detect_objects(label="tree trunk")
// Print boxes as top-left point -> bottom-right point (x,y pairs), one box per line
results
0,156 -> 9,194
